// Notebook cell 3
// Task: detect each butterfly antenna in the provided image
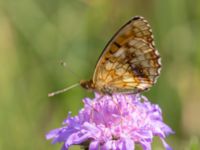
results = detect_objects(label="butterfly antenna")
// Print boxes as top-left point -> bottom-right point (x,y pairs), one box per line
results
60,60 -> 81,79
48,83 -> 80,97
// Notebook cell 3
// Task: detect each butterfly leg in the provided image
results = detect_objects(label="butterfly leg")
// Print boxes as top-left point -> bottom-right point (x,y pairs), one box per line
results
87,94 -> 108,124
111,95 -> 124,127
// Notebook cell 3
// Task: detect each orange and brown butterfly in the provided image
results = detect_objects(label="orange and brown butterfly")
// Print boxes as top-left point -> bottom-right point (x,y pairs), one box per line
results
79,16 -> 161,95
48,16 -> 161,97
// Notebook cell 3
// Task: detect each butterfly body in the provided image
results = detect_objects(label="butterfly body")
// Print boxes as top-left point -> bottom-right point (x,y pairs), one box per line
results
80,16 -> 161,95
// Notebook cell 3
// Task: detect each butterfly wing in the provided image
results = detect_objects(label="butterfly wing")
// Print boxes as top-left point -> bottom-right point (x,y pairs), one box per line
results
93,16 -> 161,94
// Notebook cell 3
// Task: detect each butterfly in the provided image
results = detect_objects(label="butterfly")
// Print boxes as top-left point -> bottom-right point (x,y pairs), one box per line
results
48,16 -> 161,97
80,16 -> 161,95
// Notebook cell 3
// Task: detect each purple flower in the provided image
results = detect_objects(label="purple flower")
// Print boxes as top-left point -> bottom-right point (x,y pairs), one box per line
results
46,93 -> 174,150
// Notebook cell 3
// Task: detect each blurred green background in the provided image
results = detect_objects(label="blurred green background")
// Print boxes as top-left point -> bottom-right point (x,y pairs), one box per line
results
0,0 -> 200,149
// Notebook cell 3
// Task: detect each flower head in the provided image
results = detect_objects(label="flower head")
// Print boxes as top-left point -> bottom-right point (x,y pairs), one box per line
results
46,93 -> 174,150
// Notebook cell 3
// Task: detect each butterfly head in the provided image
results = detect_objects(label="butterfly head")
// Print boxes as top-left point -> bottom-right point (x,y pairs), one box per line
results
80,80 -> 94,91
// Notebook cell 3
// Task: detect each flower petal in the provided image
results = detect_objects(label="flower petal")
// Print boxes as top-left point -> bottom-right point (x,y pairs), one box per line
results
46,93 -> 174,150
89,141 -> 99,150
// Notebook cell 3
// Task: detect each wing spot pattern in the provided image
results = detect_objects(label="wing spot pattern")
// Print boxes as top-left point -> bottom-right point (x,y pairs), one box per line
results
89,16 -> 161,94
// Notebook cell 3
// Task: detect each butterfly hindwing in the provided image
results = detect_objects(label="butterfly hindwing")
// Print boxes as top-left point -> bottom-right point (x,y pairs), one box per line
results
92,16 -> 161,94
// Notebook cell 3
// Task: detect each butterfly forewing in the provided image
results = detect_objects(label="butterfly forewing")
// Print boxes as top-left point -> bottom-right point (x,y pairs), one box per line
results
92,16 -> 161,94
